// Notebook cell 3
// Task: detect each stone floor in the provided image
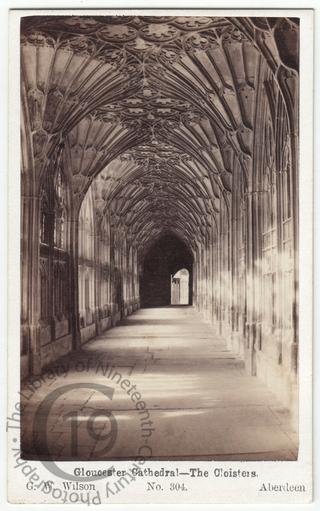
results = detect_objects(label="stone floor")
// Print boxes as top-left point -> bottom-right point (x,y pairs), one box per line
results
21,306 -> 298,461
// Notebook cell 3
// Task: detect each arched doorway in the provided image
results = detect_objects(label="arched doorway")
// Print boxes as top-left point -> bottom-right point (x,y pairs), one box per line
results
171,269 -> 190,305
139,233 -> 193,308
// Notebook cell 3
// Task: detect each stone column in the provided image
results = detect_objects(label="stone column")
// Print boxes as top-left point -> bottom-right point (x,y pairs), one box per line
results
23,194 -> 42,375
93,215 -> 101,336
69,214 -> 81,350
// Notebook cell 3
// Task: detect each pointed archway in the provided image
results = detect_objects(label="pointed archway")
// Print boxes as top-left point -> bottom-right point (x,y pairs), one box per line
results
139,233 -> 193,308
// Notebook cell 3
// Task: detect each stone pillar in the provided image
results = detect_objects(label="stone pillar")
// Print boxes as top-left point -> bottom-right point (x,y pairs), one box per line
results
244,189 -> 256,375
69,215 -> 81,350
94,216 -> 101,336
24,194 -> 42,375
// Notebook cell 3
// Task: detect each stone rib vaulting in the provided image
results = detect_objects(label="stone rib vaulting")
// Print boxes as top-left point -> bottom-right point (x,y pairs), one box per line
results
21,16 -> 299,458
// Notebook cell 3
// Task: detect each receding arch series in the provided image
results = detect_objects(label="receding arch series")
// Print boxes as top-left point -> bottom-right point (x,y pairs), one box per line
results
20,16 -> 299,423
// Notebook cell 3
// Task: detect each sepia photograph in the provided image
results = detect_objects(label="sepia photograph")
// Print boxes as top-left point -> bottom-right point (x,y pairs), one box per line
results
18,13 -> 301,465
3,2 -> 316,503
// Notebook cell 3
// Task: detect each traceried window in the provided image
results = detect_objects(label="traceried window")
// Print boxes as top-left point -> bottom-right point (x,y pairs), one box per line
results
54,168 -> 67,249
39,167 -> 70,326
281,136 -> 293,329
54,262 -> 67,318
78,188 -> 95,327
85,273 -> 90,310
282,138 -> 292,223
40,187 -> 50,245
40,258 -> 49,320
39,167 -> 68,249
79,188 -> 94,259
262,118 -> 277,334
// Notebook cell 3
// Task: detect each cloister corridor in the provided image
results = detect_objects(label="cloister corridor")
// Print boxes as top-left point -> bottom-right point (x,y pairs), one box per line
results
20,15 -> 300,461
21,306 -> 298,461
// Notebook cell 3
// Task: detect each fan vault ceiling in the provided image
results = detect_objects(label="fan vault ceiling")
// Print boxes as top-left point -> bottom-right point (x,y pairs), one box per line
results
21,15 -> 299,252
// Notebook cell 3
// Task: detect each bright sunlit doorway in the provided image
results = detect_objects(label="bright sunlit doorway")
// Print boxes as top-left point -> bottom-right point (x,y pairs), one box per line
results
171,268 -> 189,305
